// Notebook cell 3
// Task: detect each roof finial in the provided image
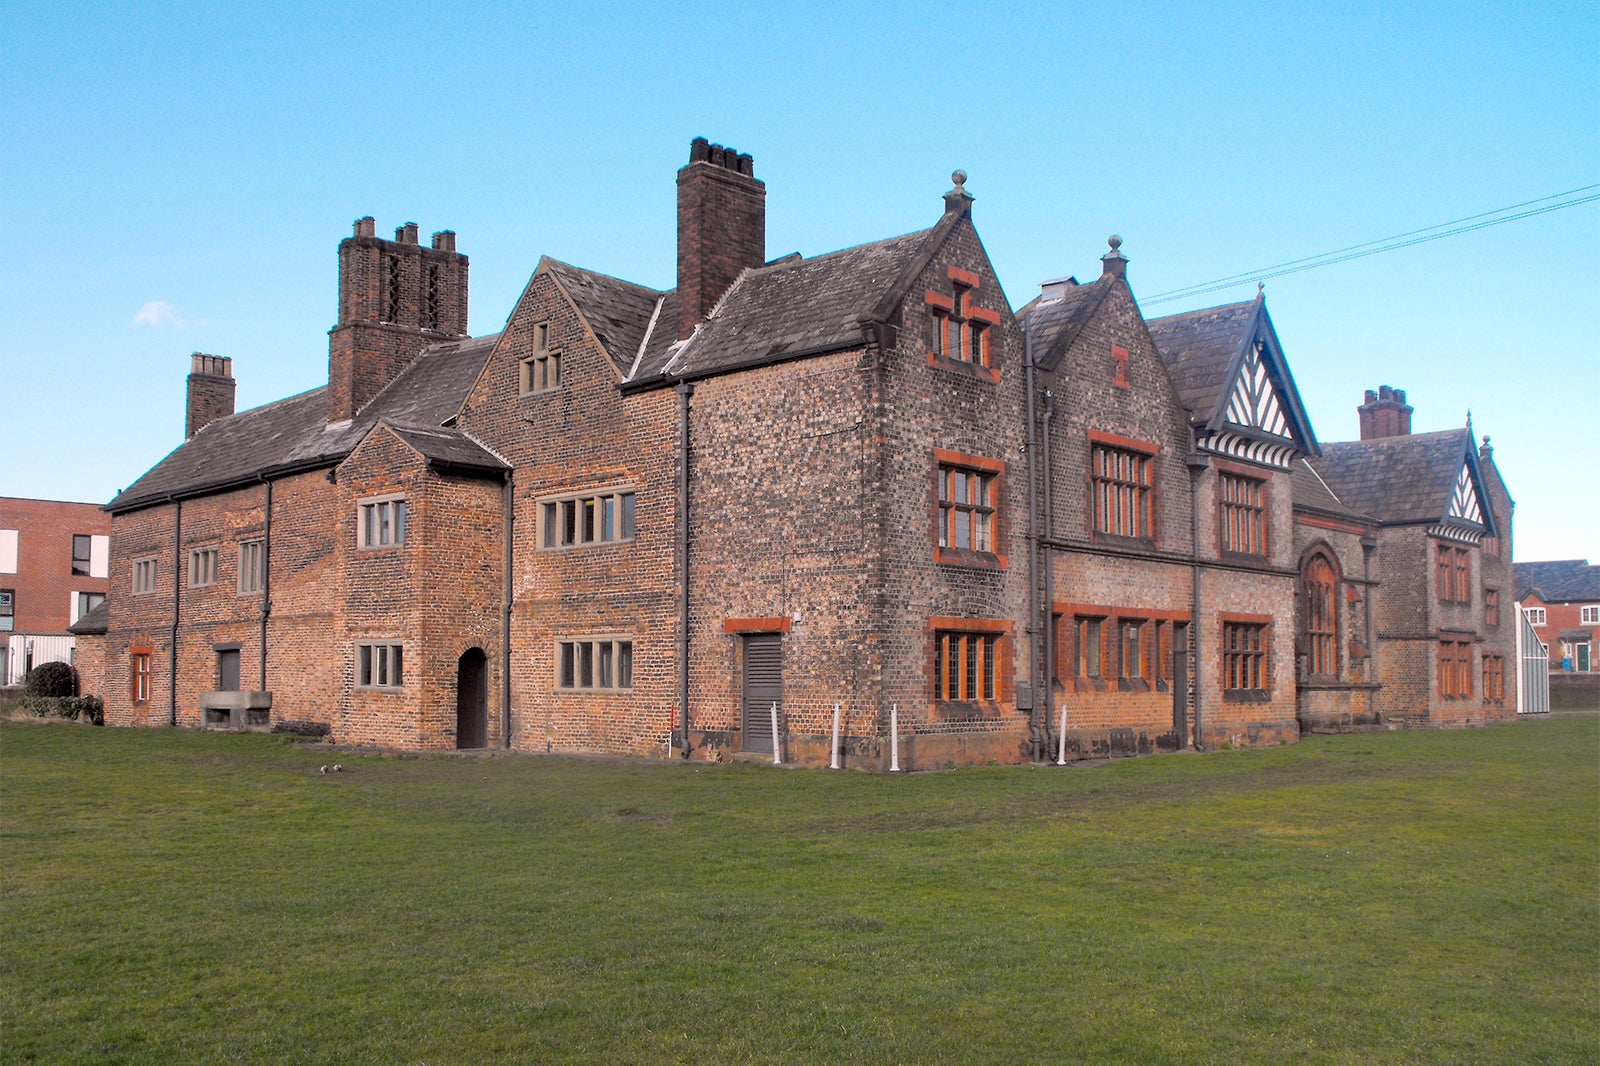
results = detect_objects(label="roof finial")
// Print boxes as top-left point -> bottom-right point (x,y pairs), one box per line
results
943,170 -> 974,216
1101,234 -> 1128,278
1257,279 -> 1265,297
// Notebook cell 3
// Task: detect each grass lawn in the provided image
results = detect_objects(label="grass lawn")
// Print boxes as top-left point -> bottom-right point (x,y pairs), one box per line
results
2,714 -> 1596,1064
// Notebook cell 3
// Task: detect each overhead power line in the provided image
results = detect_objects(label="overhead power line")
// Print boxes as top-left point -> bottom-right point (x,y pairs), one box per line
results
1143,184 -> 1600,305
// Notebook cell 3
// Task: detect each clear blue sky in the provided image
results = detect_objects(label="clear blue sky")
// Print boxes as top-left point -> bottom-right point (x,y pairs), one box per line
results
4,1 -> 1596,562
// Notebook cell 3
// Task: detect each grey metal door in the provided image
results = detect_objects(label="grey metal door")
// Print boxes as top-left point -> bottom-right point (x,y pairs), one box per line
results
742,634 -> 782,754
217,649 -> 241,691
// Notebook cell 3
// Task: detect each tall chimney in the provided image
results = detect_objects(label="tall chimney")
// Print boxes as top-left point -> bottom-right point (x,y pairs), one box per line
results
676,138 -> 765,340
327,216 -> 468,424
1357,385 -> 1413,440
186,353 -> 235,438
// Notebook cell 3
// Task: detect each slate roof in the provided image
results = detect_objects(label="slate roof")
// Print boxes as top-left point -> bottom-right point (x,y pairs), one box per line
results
543,258 -> 664,378
1513,560 -> 1599,604
384,423 -> 508,473
66,598 -> 109,636
1145,299 -> 1258,417
1016,276 -> 1114,373
1307,428 -> 1482,528
663,225 -> 941,381
109,333 -> 501,513
1291,459 -> 1368,520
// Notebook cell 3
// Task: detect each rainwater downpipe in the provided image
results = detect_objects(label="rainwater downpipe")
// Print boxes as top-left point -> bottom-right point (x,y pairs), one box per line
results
1187,446 -> 1209,750
1039,389 -> 1055,759
1023,331 -> 1042,762
676,381 -> 694,757
259,477 -> 272,692
169,499 -> 182,725
501,470 -> 514,748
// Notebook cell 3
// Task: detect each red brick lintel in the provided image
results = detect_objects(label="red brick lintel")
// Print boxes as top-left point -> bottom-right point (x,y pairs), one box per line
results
723,616 -> 791,634
947,266 -> 981,288
1087,428 -> 1159,454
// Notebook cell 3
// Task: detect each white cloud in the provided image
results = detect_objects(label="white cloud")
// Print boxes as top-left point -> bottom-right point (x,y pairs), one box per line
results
133,300 -> 205,328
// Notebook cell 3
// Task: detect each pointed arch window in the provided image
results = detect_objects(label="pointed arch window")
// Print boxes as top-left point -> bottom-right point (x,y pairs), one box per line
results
1304,554 -> 1338,678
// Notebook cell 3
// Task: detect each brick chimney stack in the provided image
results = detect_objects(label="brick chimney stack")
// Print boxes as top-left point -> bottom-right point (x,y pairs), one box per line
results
327,216 -> 468,424
186,353 -> 235,438
1357,385 -> 1413,440
676,138 -> 765,340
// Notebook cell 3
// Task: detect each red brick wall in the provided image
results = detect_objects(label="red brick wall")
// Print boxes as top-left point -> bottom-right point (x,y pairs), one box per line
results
456,267 -> 680,757
0,497 -> 110,639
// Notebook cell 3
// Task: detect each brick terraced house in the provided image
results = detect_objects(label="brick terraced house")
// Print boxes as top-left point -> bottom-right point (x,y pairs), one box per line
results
1515,559 -> 1599,673
84,140 -> 1517,766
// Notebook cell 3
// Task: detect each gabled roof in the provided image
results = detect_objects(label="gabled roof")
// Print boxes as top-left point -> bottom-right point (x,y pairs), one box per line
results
109,333 -> 500,514
1513,560 -> 1599,604
543,258 -> 665,379
1308,427 -> 1495,535
661,223 -> 943,382
1146,295 -> 1318,455
381,423 -> 509,475
1016,275 -> 1116,373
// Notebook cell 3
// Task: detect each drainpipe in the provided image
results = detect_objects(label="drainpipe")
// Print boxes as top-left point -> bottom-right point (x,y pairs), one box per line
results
1040,389 -> 1055,758
259,477 -> 272,691
502,470 -> 514,748
1024,328 -> 1042,762
676,381 -> 694,757
170,499 -> 182,725
1187,442 -> 1210,750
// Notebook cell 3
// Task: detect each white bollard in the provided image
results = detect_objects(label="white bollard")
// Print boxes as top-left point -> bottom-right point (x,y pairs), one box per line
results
770,701 -> 781,765
830,702 -> 842,769
1057,702 -> 1068,765
889,702 -> 901,772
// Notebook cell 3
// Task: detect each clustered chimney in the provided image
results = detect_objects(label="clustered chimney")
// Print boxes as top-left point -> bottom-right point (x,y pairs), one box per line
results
327,216 -> 469,424
1357,385 -> 1413,440
185,353 -> 235,438
676,138 -> 766,340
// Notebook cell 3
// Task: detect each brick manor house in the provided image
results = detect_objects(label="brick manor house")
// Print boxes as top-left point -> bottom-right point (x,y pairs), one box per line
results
77,140 -> 1517,767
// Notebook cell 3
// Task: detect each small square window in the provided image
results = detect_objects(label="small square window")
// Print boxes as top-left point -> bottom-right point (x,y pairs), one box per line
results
356,642 -> 404,689
1582,606 -> 1600,625
238,540 -> 264,594
358,497 -> 406,549
189,548 -> 218,588
132,555 -> 158,596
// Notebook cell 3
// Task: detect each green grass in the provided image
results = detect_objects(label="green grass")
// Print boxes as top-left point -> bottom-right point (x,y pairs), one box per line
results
3,715 -> 1596,1065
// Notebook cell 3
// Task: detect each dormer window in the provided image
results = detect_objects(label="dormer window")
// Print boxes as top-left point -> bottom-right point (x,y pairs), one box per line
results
521,322 -> 560,394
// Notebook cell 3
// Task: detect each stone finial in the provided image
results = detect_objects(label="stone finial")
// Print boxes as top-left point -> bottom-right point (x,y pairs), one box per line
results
943,170 -> 974,216
1101,234 -> 1128,278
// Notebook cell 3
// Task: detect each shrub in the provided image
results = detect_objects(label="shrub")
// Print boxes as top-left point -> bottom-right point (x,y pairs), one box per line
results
25,661 -> 77,698
15,694 -> 103,724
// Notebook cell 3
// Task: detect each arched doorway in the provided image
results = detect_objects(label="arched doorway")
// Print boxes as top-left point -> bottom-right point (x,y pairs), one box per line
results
456,648 -> 488,749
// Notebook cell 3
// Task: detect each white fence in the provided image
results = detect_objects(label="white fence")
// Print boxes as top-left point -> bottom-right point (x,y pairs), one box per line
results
3,634 -> 76,686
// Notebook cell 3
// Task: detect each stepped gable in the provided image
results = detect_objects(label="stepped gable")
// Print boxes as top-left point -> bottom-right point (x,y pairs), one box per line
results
1309,427 -> 1478,527
109,333 -> 500,513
